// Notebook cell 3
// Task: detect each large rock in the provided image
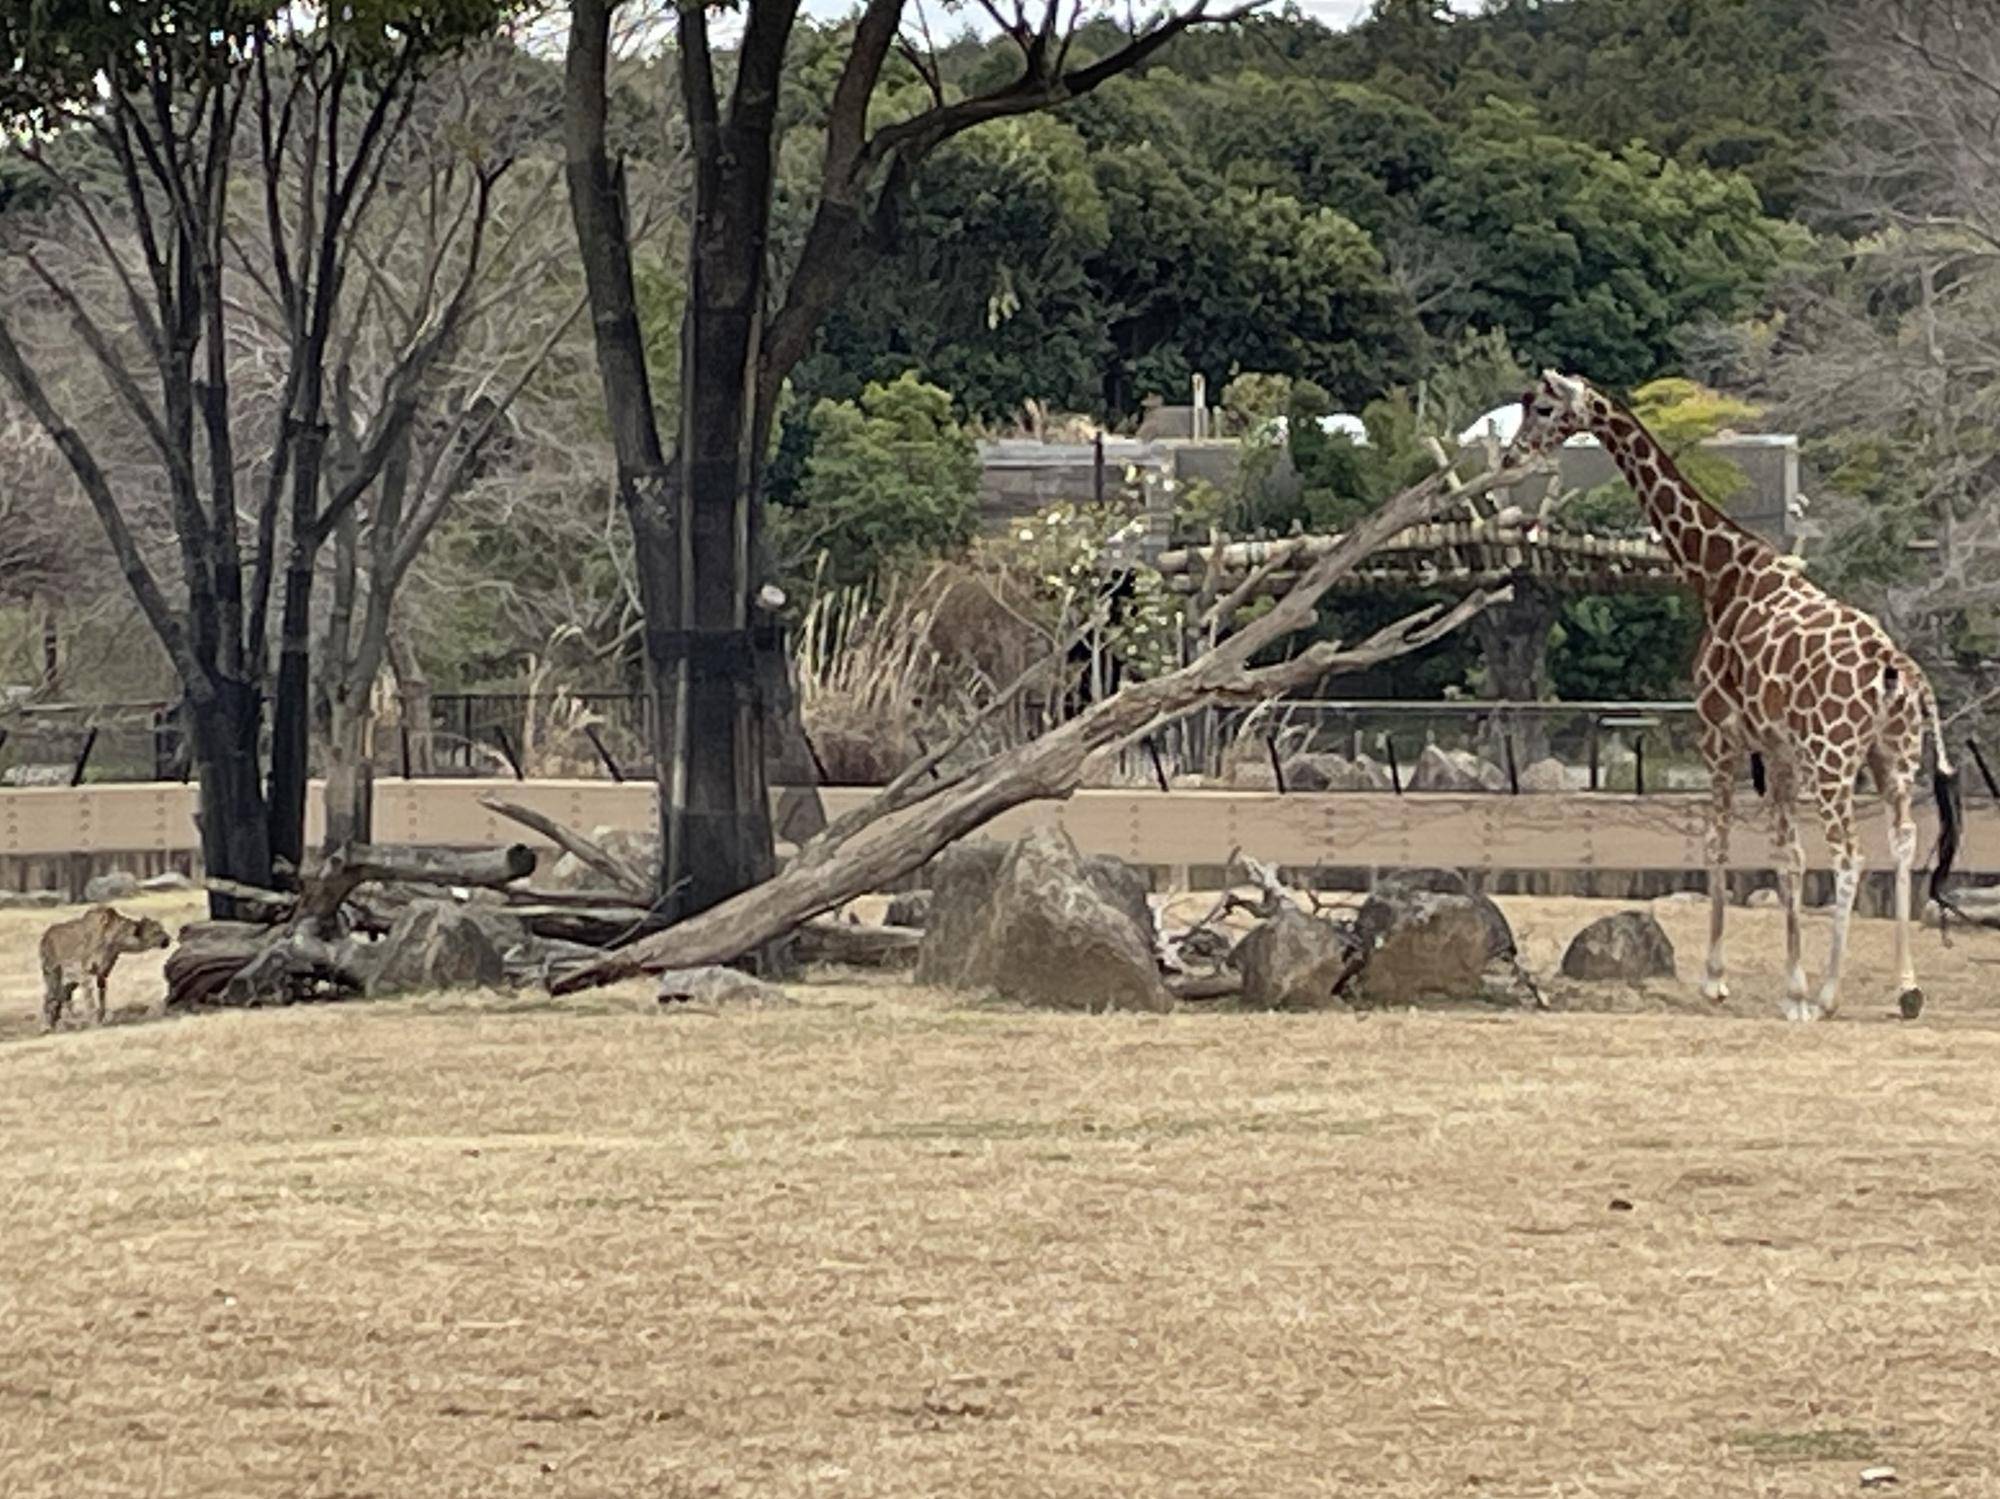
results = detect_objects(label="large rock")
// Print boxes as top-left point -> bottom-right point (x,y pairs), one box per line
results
1233,906 -> 1359,1011
83,871 -> 140,903
917,836 -> 1154,987
1561,911 -> 1677,981
1372,870 -> 1514,962
368,900 -> 511,995
921,828 -> 1169,1012
1350,886 -> 1518,1006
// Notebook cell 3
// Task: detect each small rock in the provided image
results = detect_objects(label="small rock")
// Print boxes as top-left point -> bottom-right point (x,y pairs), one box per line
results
140,872 -> 199,893
1859,1466 -> 1897,1488
656,966 -> 794,1007
1657,889 -> 1707,904
884,889 -> 933,929
1517,756 -> 1571,793
83,871 -> 141,902
1561,911 -> 1677,981
1608,1198 -> 1634,1212
1232,906 -> 1359,1011
1745,887 -> 1782,908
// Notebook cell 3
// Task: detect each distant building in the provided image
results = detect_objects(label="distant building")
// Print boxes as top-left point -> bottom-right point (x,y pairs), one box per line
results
978,430 -> 1803,552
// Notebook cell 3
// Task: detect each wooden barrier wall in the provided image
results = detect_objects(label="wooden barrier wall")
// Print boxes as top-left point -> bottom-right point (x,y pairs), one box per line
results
2,780 -> 1990,902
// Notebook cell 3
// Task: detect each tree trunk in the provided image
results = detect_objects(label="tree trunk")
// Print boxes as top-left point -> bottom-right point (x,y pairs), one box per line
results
323,698 -> 376,851
1471,580 -> 1559,764
189,678 -> 275,916
669,86 -> 780,919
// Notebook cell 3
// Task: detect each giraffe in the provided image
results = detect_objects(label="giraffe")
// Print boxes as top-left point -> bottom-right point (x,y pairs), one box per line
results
1507,370 -> 1963,1021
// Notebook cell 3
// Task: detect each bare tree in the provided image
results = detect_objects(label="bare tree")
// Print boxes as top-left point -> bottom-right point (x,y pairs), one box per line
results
563,0 -> 1263,931
0,3 -> 511,904
1756,0 -> 2000,698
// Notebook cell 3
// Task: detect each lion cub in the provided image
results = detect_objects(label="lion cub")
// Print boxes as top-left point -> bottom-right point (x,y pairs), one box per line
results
40,905 -> 170,1030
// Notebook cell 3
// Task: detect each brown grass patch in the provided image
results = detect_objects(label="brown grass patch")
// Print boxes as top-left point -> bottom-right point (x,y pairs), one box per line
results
5,893 -> 2000,1494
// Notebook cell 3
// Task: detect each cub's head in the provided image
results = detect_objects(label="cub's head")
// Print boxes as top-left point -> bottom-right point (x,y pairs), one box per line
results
111,912 -> 171,954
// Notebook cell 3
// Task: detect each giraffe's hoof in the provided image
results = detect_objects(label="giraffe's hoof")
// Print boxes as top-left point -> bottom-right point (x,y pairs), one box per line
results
1898,988 -> 1925,1021
1700,977 -> 1730,1004
1783,997 -> 1825,1023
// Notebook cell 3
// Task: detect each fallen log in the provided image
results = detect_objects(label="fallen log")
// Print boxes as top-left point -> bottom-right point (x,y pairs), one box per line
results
794,918 -> 922,968
477,795 -> 650,898
164,842 -> 539,1009
552,451 -> 1544,994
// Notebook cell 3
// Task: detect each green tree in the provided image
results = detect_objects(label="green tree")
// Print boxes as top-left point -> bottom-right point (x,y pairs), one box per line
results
773,373 -> 981,592
1421,101 -> 1805,387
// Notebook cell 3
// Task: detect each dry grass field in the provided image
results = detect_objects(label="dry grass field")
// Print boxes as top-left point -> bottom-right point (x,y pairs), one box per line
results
6,889 -> 2000,1496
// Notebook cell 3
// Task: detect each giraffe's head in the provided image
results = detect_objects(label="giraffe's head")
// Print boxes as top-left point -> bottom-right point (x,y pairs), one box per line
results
1507,370 -> 1604,460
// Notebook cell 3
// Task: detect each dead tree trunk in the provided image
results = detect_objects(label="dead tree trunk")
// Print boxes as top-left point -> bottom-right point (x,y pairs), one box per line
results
552,454 -> 1541,993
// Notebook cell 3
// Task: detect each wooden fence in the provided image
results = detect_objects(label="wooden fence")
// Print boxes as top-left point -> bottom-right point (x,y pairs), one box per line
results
3,779 -> 1989,911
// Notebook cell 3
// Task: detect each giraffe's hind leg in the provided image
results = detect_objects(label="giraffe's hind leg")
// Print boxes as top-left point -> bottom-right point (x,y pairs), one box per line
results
1700,729 -> 1740,1003
1874,749 -> 1924,1020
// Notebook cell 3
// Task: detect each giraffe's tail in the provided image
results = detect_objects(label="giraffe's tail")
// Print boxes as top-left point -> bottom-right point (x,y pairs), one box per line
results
1919,672 -> 1964,912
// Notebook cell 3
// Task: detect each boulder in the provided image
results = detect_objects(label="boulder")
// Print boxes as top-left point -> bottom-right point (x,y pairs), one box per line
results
657,966 -> 794,1008
917,836 -> 1154,987
83,871 -> 140,902
884,889 -> 933,929
1232,906 -> 1360,1011
1373,870 -> 1514,962
1517,756 -> 1571,793
1448,748 -> 1510,792
1285,753 -> 1396,792
1745,887 -> 1782,909
1561,911 -> 1677,981
367,900 -> 511,995
1407,744 -> 1505,793
1351,886 -> 1518,1006
1280,753 -> 1338,791
923,828 -> 1170,1012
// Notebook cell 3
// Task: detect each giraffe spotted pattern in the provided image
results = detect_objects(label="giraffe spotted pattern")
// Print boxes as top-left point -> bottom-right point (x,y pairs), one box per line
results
1509,371 -> 1962,1022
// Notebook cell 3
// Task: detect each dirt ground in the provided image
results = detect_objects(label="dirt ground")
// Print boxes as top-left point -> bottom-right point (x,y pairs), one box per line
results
5,890 -> 2000,1496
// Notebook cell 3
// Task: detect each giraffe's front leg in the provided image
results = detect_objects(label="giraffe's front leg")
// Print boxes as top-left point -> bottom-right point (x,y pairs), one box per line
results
1769,776 -> 1812,1020
1701,757 -> 1735,1003
1807,779 -> 1863,1021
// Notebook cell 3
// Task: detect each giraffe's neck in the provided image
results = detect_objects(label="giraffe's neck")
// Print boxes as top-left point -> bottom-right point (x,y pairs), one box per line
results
1585,405 -> 1764,601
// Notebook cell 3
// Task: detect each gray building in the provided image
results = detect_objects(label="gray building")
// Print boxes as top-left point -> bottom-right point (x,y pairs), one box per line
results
979,430 -> 1802,552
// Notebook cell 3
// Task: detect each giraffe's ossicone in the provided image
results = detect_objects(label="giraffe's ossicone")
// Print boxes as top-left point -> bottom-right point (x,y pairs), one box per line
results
1508,370 -> 1963,1022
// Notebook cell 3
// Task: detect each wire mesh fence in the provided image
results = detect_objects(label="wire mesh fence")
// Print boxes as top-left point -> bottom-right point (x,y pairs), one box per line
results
3,692 -> 1722,794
